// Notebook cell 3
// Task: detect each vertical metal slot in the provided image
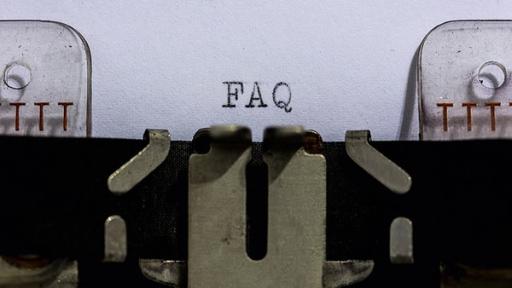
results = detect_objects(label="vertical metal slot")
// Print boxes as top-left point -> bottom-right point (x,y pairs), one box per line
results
245,148 -> 268,261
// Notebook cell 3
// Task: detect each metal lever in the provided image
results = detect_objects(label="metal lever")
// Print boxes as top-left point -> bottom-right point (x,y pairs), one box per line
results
345,130 -> 412,194
108,129 -> 170,194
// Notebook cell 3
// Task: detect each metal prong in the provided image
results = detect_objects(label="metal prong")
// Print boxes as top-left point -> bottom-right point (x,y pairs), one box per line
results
104,215 -> 127,263
323,260 -> 374,288
390,217 -> 414,264
345,130 -> 412,194
108,129 -> 170,194
263,125 -> 304,151
139,259 -> 185,287
304,129 -> 324,154
209,125 -> 251,143
192,128 -> 212,154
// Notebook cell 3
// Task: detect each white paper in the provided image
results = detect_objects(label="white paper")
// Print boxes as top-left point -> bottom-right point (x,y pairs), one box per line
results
3,0 -> 512,141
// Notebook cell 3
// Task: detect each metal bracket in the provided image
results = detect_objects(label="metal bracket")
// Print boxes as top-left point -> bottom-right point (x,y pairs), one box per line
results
141,127 -> 374,287
345,130 -> 412,194
187,126 -> 366,287
108,129 -> 170,194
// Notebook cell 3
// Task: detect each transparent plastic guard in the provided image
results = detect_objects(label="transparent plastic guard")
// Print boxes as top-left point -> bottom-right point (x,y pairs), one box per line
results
0,20 -> 90,137
419,20 -> 512,140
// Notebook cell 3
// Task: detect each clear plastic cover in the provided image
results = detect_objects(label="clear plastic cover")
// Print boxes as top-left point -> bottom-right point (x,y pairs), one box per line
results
0,20 -> 91,137
419,20 -> 512,140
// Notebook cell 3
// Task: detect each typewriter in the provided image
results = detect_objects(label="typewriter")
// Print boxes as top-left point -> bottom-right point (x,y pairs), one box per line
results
0,20 -> 511,288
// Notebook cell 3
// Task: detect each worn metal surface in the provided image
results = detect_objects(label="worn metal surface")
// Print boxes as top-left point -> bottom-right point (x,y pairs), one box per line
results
389,217 -> 414,264
139,259 -> 185,287
188,125 -> 326,288
46,261 -> 78,288
345,130 -> 411,194
0,258 -> 77,287
103,215 -> 127,263
108,129 -> 170,194
322,260 -> 374,288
